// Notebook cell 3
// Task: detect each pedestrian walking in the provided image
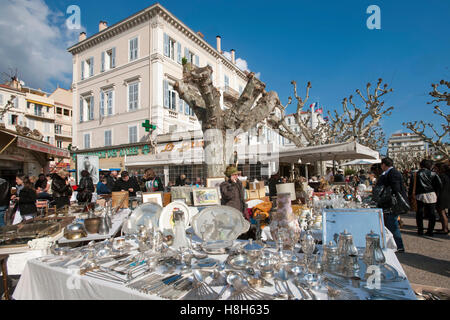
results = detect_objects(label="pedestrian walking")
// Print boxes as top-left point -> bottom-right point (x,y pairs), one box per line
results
432,162 -> 449,234
409,159 -> 443,236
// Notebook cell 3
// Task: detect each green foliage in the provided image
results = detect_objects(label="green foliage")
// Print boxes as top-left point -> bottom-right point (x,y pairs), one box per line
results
344,168 -> 357,176
182,57 -> 188,65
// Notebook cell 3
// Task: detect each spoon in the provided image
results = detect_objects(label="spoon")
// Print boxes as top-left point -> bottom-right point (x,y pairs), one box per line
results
277,268 -> 295,299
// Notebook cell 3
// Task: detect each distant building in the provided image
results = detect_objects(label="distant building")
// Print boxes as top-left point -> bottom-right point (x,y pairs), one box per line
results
387,132 -> 428,164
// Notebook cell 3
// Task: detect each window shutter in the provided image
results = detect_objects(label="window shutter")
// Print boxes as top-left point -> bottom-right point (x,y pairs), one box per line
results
178,94 -> 183,113
101,52 -> 105,72
195,55 -> 199,67
163,80 -> 169,108
100,91 -> 104,116
184,100 -> 189,115
135,83 -> 139,109
89,57 -> 94,76
163,33 -> 169,57
177,43 -> 181,63
184,48 -> 189,61
134,38 -> 138,59
81,61 -> 85,80
79,97 -> 83,122
89,97 -> 94,120
111,47 -> 116,68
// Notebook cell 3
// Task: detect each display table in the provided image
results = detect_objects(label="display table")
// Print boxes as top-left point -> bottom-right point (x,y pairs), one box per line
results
57,209 -> 131,244
13,240 -> 416,300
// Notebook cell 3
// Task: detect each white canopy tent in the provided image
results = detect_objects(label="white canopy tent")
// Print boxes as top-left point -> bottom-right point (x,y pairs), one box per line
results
341,159 -> 381,166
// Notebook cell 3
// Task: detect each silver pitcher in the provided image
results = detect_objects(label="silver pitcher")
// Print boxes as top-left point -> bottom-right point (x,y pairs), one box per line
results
337,230 -> 358,275
363,231 -> 386,266
98,214 -> 110,235
322,241 -> 339,272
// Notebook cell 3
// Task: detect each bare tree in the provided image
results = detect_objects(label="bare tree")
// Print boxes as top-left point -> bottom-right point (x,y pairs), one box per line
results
0,95 -> 16,121
403,80 -> 449,160
390,146 -> 426,171
173,63 -> 280,177
267,78 -> 393,151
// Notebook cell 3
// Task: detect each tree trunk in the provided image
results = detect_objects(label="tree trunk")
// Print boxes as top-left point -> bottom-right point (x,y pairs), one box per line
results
203,129 -> 235,178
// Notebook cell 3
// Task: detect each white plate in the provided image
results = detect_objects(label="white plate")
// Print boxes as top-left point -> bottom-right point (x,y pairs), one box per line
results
122,202 -> 162,234
159,201 -> 191,236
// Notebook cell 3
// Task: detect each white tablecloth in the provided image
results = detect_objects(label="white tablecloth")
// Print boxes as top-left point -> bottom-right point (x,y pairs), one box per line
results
13,242 -> 416,300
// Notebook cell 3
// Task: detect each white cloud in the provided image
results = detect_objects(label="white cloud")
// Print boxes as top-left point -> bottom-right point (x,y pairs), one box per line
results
223,51 -> 260,78
0,0 -> 83,92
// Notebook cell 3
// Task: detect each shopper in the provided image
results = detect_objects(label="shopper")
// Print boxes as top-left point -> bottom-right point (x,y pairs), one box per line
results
52,170 -> 72,209
268,172 -> 281,199
106,170 -> 119,192
376,157 -> 407,252
77,170 -> 95,204
14,176 -> 37,220
143,169 -> 164,192
334,169 -> 345,182
113,171 -> 141,197
35,173 -> 52,200
409,159 -> 443,236
175,174 -> 187,186
96,177 -> 111,195
220,165 -> 246,214
0,178 -> 10,227
433,162 -> 450,234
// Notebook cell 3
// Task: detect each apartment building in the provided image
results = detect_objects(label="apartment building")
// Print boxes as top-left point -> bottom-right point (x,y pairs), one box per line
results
387,132 -> 428,166
68,3 -> 283,182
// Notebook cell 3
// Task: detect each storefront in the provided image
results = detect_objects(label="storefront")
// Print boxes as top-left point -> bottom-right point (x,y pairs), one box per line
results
0,128 -> 70,184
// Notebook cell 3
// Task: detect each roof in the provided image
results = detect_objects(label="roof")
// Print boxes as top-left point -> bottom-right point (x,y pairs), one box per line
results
67,3 -> 247,79
0,84 -> 23,93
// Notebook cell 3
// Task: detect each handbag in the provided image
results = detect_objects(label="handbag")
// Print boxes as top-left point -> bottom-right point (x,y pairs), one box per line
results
409,172 -> 418,212
377,184 -> 410,214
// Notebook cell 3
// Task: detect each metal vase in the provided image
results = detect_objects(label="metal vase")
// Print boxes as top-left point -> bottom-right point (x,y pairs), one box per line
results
98,215 -> 110,235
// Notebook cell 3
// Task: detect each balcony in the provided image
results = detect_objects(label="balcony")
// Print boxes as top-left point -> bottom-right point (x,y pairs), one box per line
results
55,129 -> 72,138
25,112 -> 55,121
222,86 -> 240,100
168,110 -> 178,119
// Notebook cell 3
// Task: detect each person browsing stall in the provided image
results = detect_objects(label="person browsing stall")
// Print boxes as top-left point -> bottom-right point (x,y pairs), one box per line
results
113,171 -> 141,197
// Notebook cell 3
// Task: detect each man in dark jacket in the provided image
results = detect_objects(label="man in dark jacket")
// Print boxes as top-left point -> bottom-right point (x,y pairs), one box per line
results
377,157 -> 407,252
106,170 -> 119,193
220,166 -> 246,214
0,178 -> 10,227
113,171 -> 140,197
409,159 -> 443,236
52,170 -> 72,209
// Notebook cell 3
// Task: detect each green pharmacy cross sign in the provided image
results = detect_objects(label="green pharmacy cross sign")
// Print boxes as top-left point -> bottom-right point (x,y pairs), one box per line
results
142,120 -> 156,132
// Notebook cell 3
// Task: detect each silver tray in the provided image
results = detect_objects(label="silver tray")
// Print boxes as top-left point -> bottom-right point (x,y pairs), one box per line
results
122,202 -> 162,234
201,240 -> 233,255
191,205 -> 250,242
227,254 -> 250,270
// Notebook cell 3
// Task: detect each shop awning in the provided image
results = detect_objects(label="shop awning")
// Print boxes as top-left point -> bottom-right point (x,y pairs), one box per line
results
16,136 -> 70,158
26,99 -> 54,108
267,141 -> 379,163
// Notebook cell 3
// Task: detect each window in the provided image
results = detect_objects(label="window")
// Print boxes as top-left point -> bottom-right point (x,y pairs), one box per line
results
163,33 -> 176,60
128,82 -> 139,111
184,48 -> 198,66
129,126 -> 137,144
28,119 -> 35,130
129,37 -> 138,61
104,130 -> 112,146
56,107 -> 62,114
44,122 -> 50,133
57,140 -> 63,148
64,109 -> 70,116
101,90 -> 114,117
101,48 -> 116,72
84,133 -> 90,149
81,57 -> 94,80
288,118 -> 291,125
239,85 -> 243,95
224,75 -> 230,90
163,80 -> 177,111
177,42 -> 182,64
207,63 -> 213,82
55,124 -> 62,134
34,104 -> 43,117
79,97 -> 84,122
9,114 -> 18,125
13,97 -> 18,108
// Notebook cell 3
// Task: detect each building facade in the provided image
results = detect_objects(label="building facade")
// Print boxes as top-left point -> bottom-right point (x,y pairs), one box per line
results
68,3 -> 286,182
387,132 -> 428,168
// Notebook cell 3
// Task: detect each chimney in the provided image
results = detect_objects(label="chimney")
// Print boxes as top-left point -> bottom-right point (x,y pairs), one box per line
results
231,49 -> 236,64
216,35 -> 221,53
99,21 -> 108,32
79,32 -> 86,42
197,31 -> 204,39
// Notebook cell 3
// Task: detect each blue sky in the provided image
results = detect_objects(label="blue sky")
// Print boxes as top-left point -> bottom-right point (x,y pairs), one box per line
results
2,0 -> 449,153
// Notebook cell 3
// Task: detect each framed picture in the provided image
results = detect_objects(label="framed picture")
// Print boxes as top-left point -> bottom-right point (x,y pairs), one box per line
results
142,192 -> 164,207
170,186 -> 193,206
77,155 -> 99,184
206,177 -> 225,188
192,188 -> 220,206
247,189 -> 260,200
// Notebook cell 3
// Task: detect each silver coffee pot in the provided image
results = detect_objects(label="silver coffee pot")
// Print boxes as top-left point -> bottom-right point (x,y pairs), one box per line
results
363,231 -> 386,266
322,241 -> 339,272
336,230 -> 358,276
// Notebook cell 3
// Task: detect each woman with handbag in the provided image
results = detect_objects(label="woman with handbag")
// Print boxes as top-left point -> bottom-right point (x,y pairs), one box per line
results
409,159 -> 443,236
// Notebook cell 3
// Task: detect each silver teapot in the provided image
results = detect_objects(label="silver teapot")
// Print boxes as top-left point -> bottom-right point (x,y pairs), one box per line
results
337,230 -> 358,258
362,231 -> 386,266
98,214 -> 110,235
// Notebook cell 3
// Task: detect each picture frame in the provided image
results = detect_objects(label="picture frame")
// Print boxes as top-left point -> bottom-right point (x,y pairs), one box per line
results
170,186 -> 193,206
192,187 -> 220,207
247,189 -> 260,200
142,192 -> 164,207
206,177 -> 225,188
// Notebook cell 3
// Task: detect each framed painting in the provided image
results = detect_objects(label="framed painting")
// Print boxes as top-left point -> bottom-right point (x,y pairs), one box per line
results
170,186 -> 193,206
247,189 -> 259,200
192,188 -> 220,206
206,177 -> 225,188
142,192 -> 164,207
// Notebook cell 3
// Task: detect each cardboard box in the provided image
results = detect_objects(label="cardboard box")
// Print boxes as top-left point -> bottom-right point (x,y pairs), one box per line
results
257,187 -> 266,199
247,189 -> 260,199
